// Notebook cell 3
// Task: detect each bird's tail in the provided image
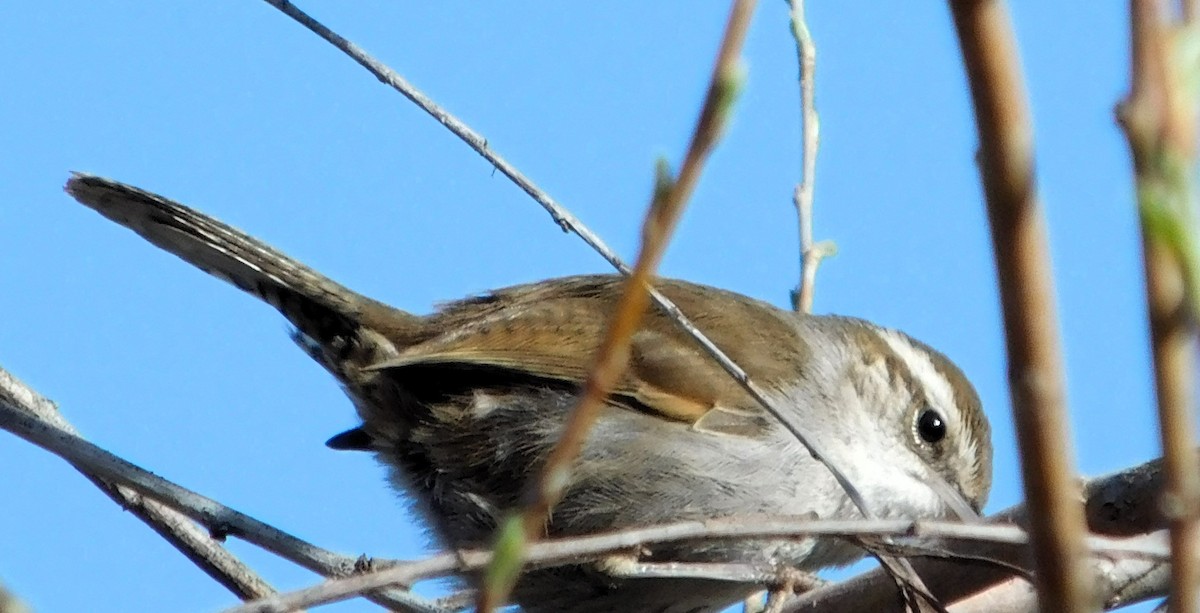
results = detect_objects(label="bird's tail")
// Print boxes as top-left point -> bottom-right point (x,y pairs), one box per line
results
64,173 -> 422,362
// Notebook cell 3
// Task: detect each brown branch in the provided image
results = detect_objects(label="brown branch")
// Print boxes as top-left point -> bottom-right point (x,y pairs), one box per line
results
473,2 -> 757,610
946,1 -> 1093,611
595,558 -> 824,590
1137,163 -> 1200,610
523,0 -> 755,527
1118,1 -> 1200,611
938,548 -> 1166,613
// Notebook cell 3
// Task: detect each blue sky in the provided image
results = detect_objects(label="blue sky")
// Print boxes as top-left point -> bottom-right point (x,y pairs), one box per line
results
0,2 -> 1164,611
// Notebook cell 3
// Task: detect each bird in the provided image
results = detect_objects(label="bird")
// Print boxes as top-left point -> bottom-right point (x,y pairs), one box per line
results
64,173 -> 992,613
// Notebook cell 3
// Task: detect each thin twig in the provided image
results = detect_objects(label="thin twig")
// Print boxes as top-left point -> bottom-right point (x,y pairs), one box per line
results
1118,1 -> 1200,610
597,558 -> 813,586
432,591 -> 476,612
219,514 -> 1169,613
475,2 -> 757,610
946,1 -> 1093,611
87,475 -> 278,601
786,0 -> 834,314
258,0 -> 616,264
0,367 -> 450,613
781,6 -> 933,605
0,367 -> 276,601
745,593 -> 768,613
763,584 -> 793,613
761,569 -> 823,613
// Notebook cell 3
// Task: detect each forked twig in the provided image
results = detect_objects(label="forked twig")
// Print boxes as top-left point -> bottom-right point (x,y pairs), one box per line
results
1118,1 -> 1200,610
947,1 -> 1093,610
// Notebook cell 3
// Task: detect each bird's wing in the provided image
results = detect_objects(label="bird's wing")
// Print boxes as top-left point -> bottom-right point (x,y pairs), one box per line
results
369,276 -> 804,436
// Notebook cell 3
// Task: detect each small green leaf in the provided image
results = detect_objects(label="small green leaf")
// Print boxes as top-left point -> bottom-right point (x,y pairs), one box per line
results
478,514 -> 529,612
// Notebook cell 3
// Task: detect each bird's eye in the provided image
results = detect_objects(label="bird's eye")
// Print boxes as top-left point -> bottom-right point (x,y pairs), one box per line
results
917,409 -> 947,444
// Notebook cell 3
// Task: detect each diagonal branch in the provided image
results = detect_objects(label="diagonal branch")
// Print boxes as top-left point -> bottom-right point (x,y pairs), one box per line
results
0,367 -> 276,602
476,2 -> 756,610
0,366 -> 450,613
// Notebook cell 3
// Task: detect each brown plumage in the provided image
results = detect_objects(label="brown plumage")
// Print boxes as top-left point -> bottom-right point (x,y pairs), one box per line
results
65,173 -> 992,613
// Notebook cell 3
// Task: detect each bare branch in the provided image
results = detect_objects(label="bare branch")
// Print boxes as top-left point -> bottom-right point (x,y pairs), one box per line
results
220,512 -> 1169,613
0,367 -> 276,601
786,0 -> 835,313
596,558 -> 821,587
946,1 -> 1092,610
1118,1 -> 1200,610
257,0 -> 626,274
0,366 -> 449,613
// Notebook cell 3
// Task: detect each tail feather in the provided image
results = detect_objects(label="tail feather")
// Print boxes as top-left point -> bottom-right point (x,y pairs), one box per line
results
64,173 -> 420,354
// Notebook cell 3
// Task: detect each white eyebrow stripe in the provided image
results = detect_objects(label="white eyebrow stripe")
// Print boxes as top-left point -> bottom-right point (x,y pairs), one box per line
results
875,328 -> 957,414
874,327 -> 986,508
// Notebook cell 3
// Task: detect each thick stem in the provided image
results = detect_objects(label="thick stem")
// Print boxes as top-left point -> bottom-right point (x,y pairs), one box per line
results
948,1 -> 1094,610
